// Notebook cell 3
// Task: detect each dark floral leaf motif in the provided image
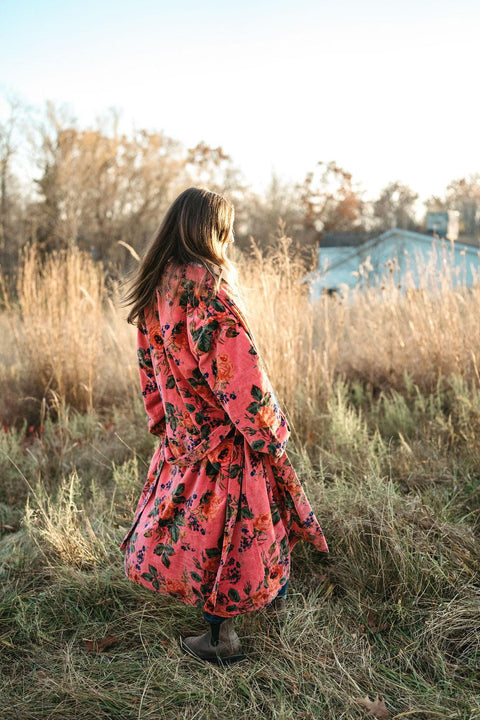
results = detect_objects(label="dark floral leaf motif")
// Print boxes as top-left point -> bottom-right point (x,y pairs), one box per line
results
225,605 -> 237,613
152,578 -> 160,590
267,442 -> 278,455
247,401 -> 260,415
164,545 -> 175,556
211,298 -> 225,312
165,402 -> 176,418
206,461 -> 220,476
157,518 -> 172,528
190,326 -> 203,342
141,572 -> 153,582
229,464 -> 242,479
201,424 -> 210,440
251,385 -> 264,402
271,507 -> 281,524
205,546 -> 221,558
148,564 -> 158,577
248,346 -> 257,356
153,543 -> 167,555
195,412 -> 205,424
172,495 -> 186,504
280,537 -> 290,555
189,368 -> 208,387
166,375 -> 176,389
161,554 -> 171,568
174,483 -> 185,497
137,348 -> 153,369
172,321 -> 184,335
171,524 -> 179,543
190,571 -> 202,582
199,490 -> 212,505
197,331 -> 212,353
228,588 -> 240,602
225,326 -> 240,338
251,440 -> 265,451
185,403 -> 196,412
192,586 -> 203,598
239,505 -> 255,519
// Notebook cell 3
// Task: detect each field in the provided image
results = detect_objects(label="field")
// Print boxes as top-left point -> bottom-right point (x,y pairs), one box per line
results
0,240 -> 479,719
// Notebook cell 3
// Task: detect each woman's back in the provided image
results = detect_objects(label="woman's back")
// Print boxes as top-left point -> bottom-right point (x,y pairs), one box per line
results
120,188 -> 329,662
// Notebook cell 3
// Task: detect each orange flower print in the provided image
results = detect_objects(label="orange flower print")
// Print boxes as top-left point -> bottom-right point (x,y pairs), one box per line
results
203,493 -> 224,520
254,588 -> 272,606
217,353 -> 234,382
165,578 -> 189,598
253,512 -> 272,534
174,330 -> 189,350
255,405 -> 276,429
148,323 -> 163,346
159,499 -> 176,520
205,556 -> 219,574
182,411 -> 196,434
206,439 -> 229,465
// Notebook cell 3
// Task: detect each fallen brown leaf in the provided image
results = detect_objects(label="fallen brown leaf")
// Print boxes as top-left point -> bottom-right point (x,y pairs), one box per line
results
356,694 -> 391,718
366,610 -> 388,633
83,635 -> 119,653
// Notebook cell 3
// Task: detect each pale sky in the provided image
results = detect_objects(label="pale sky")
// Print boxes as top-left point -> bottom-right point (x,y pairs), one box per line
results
1,0 -> 479,208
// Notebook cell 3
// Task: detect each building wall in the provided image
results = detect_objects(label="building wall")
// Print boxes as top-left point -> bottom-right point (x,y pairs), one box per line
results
306,230 -> 480,300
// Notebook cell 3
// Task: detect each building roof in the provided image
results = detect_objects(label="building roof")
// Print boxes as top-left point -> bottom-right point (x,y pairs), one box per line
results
302,228 -> 480,283
320,230 -> 378,247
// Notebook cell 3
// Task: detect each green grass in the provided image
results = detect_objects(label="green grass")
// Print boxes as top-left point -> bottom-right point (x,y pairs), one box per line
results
1,379 -> 479,719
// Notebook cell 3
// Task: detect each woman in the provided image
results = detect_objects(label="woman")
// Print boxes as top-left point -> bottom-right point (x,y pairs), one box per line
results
119,187 -> 329,664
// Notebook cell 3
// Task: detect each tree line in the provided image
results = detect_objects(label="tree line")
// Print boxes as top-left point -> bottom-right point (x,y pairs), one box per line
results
1,95 -> 479,279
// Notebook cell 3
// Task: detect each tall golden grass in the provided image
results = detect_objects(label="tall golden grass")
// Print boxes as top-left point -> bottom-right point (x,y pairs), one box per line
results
1,236 -> 480,434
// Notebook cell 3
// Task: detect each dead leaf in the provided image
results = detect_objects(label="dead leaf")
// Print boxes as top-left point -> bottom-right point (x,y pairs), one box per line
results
356,694 -> 391,718
83,635 -> 118,653
366,610 -> 388,633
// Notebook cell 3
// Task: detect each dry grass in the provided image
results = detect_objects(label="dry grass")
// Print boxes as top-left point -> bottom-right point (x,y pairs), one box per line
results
0,239 -> 480,718
2,236 -> 480,432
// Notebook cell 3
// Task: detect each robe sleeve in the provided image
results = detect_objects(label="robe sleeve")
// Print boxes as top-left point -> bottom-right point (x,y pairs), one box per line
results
137,324 -> 166,437
186,290 -> 290,458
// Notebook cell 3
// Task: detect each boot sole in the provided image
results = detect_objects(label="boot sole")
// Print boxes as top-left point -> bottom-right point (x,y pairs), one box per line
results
179,636 -> 247,665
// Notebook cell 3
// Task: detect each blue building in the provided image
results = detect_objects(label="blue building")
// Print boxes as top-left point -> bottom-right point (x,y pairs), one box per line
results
302,220 -> 480,301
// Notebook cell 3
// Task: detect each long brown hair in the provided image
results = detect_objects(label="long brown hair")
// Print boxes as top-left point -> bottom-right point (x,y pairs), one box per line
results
121,187 -> 235,326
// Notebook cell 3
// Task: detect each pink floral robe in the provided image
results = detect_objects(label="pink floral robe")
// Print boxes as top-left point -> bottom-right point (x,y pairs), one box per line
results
120,262 -> 329,617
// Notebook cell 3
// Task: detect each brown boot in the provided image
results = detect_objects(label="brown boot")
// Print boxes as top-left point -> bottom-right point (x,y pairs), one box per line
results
180,618 -> 246,665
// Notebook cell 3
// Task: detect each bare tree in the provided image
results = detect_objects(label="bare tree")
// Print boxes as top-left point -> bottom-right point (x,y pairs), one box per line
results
31,102 -> 188,261
372,181 -> 420,232
444,174 -> 480,240
0,96 -> 24,259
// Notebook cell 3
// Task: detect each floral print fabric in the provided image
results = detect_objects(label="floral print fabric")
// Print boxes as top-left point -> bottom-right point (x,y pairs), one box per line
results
120,262 -> 329,617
